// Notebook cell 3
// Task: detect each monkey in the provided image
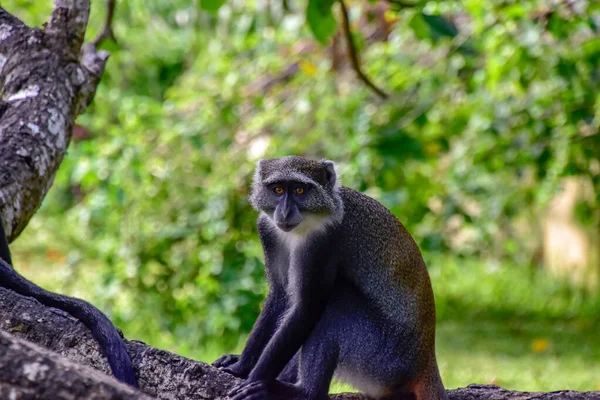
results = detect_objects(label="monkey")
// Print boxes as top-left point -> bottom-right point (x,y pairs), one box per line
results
0,219 -> 138,388
213,156 -> 447,400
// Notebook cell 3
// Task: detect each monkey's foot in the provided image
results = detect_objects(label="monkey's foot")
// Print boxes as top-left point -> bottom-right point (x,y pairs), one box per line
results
213,354 -> 240,368
213,354 -> 249,379
228,379 -> 308,400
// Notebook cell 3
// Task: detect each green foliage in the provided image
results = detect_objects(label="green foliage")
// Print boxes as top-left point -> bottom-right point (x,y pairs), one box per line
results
199,0 -> 227,12
421,13 -> 458,40
4,0 -> 600,390
306,0 -> 337,44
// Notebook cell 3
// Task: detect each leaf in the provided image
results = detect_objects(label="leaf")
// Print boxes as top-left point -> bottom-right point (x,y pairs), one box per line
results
422,13 -> 459,39
374,131 -> 424,161
384,9 -> 399,24
582,37 -> 600,59
245,15 -> 258,38
409,12 -> 430,40
306,0 -> 337,45
199,0 -> 226,12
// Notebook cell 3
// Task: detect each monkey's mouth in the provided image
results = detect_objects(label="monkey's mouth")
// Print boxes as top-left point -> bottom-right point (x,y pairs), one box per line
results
277,221 -> 300,232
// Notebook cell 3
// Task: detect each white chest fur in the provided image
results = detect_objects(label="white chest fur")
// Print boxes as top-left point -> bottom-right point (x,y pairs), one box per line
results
272,214 -> 335,252
264,213 -> 336,299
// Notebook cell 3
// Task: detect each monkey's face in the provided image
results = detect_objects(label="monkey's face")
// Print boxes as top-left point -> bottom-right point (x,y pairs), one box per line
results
267,181 -> 309,232
249,157 -> 342,234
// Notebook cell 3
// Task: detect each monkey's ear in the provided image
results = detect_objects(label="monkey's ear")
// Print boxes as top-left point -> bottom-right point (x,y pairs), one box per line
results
254,159 -> 266,181
322,160 -> 338,188
256,159 -> 265,172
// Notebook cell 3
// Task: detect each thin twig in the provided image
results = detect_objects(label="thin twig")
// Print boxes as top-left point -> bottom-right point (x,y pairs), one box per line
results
338,0 -> 388,99
385,0 -> 419,8
92,0 -> 117,47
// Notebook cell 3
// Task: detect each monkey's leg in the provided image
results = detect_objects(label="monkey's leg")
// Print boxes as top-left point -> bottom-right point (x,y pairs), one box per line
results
229,294 -> 341,400
235,337 -> 335,400
291,282 -> 385,399
232,283 -> 410,400
396,362 -> 447,400
278,351 -> 300,384
294,324 -> 338,400
298,283 -> 423,400
228,314 -> 337,400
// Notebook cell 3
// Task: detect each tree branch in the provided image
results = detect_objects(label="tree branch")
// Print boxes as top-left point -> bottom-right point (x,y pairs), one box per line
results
338,0 -> 389,99
0,330 -> 152,400
0,2 -> 108,241
92,0 -> 118,47
2,286 -> 600,399
385,0 -> 420,9
47,0 -> 91,55
0,286 -> 237,400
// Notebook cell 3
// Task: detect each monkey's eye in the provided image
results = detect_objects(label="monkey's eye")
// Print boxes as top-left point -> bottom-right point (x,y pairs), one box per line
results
294,187 -> 305,195
273,186 -> 284,195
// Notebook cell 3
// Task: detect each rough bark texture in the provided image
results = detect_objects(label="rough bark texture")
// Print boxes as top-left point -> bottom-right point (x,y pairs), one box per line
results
0,3 -> 107,241
2,286 -> 600,400
0,286 -> 238,400
0,330 -> 152,400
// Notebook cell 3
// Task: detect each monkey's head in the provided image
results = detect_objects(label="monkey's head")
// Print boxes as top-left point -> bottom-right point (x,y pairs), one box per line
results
250,156 -> 343,233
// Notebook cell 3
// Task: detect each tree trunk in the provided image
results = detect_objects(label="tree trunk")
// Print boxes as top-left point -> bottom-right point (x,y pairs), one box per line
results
0,2 -> 107,241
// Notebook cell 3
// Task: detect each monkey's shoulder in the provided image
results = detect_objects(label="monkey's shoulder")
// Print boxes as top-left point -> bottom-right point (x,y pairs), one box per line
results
338,186 -> 403,228
337,186 -> 422,263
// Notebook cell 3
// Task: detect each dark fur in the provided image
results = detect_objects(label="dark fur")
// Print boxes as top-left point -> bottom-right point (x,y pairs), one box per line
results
215,157 -> 447,400
0,220 -> 138,387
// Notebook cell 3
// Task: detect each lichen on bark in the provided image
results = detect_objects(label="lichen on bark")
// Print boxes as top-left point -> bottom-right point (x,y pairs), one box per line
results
0,3 -> 107,241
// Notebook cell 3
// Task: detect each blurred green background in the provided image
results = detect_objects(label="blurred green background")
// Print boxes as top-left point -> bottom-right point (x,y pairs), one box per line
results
4,0 -> 600,393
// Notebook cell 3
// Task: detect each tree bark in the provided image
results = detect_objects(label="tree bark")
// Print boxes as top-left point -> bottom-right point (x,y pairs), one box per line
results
0,2 -> 107,241
2,286 -> 600,400
0,330 -> 152,400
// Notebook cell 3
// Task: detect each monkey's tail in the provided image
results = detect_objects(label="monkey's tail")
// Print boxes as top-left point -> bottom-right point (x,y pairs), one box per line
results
0,257 -> 138,387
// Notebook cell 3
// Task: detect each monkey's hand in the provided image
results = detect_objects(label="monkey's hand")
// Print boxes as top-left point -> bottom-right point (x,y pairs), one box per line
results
228,379 -> 306,400
213,354 -> 251,379
228,380 -> 268,400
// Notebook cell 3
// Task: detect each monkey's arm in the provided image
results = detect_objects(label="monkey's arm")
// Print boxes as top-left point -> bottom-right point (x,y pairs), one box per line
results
248,253 -> 337,382
215,288 -> 288,378
241,291 -> 287,363
214,218 -> 289,377
0,222 -> 137,387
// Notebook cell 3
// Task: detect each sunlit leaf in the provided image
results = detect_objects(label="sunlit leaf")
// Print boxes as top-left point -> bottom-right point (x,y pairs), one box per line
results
582,37 -> 600,59
409,12 -> 430,40
306,0 -> 337,45
199,0 -> 226,12
384,9 -> 399,24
